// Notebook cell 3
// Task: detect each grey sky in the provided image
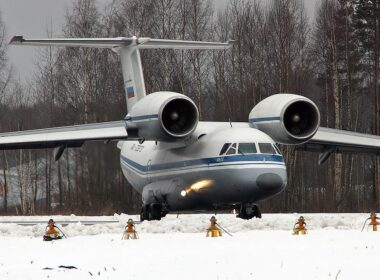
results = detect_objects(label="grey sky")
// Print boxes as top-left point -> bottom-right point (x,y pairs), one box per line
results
0,0 -> 318,81
0,0 -> 73,81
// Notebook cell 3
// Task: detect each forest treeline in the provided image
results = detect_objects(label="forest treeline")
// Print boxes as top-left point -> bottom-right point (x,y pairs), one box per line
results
0,0 -> 379,215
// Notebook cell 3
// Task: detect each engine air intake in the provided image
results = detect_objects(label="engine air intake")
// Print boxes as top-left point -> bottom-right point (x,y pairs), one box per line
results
283,100 -> 319,139
161,98 -> 198,137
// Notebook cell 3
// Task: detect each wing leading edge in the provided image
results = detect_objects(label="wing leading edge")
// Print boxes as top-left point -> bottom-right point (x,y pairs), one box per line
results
0,121 -> 130,150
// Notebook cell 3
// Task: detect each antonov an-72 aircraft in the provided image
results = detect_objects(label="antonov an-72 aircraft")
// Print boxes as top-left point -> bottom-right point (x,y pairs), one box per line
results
5,35 -> 380,221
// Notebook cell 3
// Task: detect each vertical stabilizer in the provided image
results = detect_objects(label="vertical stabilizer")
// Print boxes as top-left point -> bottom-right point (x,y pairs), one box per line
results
119,42 -> 146,112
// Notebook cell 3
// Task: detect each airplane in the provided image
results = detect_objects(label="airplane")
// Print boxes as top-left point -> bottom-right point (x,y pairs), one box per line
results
4,35 -> 380,221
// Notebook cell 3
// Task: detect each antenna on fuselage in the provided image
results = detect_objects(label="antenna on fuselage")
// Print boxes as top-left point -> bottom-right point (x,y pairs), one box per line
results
229,118 -> 232,128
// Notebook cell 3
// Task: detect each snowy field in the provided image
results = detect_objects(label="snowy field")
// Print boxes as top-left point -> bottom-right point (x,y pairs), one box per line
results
0,213 -> 379,279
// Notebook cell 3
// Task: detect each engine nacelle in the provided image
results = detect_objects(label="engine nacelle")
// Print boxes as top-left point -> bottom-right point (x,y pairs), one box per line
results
249,94 -> 320,144
127,91 -> 199,141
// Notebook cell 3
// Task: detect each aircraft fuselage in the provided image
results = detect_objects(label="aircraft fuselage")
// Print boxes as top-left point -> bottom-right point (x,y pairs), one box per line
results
118,122 -> 287,213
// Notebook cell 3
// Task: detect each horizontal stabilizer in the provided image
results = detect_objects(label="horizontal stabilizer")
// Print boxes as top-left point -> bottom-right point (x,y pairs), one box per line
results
137,38 -> 234,49
9,36 -> 233,50
9,36 -> 133,48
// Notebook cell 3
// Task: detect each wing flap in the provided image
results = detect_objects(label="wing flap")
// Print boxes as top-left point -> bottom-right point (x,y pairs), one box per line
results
0,121 -> 129,150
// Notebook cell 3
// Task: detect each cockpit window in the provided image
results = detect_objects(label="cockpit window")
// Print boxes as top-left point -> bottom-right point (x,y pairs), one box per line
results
238,143 -> 257,154
219,143 -> 231,155
258,143 -> 276,154
226,143 -> 237,155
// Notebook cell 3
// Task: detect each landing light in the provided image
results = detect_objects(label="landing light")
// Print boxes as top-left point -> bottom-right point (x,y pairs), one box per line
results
191,180 -> 213,191
181,180 -> 214,197
188,179 -> 214,193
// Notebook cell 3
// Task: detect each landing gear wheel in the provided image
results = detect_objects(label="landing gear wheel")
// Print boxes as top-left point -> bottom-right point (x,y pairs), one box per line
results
140,205 -> 149,221
140,204 -> 163,221
237,203 -> 262,220
149,204 -> 162,221
252,205 -> 262,219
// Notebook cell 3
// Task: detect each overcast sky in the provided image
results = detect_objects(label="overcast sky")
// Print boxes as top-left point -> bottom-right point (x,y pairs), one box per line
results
0,0 -> 70,81
0,0 -> 318,82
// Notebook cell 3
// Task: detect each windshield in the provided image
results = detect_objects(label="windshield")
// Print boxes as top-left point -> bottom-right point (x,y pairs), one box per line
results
258,143 -> 276,154
238,143 -> 257,154
219,143 -> 231,155
226,143 -> 237,155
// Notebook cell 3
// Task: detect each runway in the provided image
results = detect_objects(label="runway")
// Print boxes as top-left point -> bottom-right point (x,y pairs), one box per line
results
0,214 -> 378,279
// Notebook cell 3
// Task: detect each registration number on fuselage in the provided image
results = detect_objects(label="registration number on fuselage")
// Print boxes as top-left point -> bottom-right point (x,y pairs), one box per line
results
130,144 -> 145,153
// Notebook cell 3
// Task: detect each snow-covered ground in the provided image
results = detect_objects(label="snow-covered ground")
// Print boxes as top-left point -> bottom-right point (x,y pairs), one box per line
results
0,213 -> 379,279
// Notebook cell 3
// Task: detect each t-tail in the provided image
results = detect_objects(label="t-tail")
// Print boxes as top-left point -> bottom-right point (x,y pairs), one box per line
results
10,36 -> 233,112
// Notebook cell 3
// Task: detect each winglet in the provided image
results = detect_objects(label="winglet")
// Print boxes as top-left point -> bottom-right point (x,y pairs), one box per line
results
9,35 -> 24,45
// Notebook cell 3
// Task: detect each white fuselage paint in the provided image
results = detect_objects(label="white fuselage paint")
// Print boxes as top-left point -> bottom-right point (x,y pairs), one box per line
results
118,122 -> 287,211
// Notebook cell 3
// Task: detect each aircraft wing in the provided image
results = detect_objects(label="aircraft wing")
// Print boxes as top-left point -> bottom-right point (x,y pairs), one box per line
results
297,127 -> 380,160
0,121 -> 129,150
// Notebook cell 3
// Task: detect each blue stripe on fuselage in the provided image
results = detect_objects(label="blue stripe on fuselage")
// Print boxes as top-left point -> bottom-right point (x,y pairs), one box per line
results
120,154 -> 285,174
124,114 -> 159,122
249,117 -> 281,123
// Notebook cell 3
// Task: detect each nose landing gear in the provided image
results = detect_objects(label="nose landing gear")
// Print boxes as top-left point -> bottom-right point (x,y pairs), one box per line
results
140,203 -> 168,221
236,203 -> 262,220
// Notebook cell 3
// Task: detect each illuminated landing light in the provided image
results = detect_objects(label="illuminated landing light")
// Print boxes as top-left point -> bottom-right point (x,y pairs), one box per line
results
190,179 -> 214,191
187,179 -> 214,193
182,180 -> 214,197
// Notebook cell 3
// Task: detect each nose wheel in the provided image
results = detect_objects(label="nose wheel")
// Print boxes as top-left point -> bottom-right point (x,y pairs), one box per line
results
237,203 -> 261,220
140,203 -> 168,221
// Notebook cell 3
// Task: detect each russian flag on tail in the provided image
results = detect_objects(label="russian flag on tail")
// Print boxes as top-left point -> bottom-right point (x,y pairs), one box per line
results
127,86 -> 135,98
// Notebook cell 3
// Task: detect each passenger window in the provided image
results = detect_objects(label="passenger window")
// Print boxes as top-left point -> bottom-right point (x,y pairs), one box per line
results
226,143 -> 237,155
238,143 -> 257,154
219,143 -> 231,155
258,143 -> 276,154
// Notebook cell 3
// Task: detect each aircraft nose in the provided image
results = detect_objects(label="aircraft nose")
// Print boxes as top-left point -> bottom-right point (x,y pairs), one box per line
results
256,173 -> 285,192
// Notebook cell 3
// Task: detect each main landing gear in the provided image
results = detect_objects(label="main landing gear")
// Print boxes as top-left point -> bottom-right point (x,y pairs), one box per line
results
236,203 -> 262,220
140,203 -> 168,221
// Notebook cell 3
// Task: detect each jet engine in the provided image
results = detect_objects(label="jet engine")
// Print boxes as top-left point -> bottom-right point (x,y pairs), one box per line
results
249,94 -> 320,144
127,91 -> 199,141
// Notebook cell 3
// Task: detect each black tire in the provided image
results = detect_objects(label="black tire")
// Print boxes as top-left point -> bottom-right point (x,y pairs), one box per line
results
150,204 -> 162,220
252,205 -> 262,219
140,205 -> 149,221
256,209 -> 262,219
141,204 -> 163,221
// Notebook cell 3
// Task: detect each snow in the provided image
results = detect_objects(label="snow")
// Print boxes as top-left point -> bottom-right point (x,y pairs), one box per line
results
0,213 -> 379,279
